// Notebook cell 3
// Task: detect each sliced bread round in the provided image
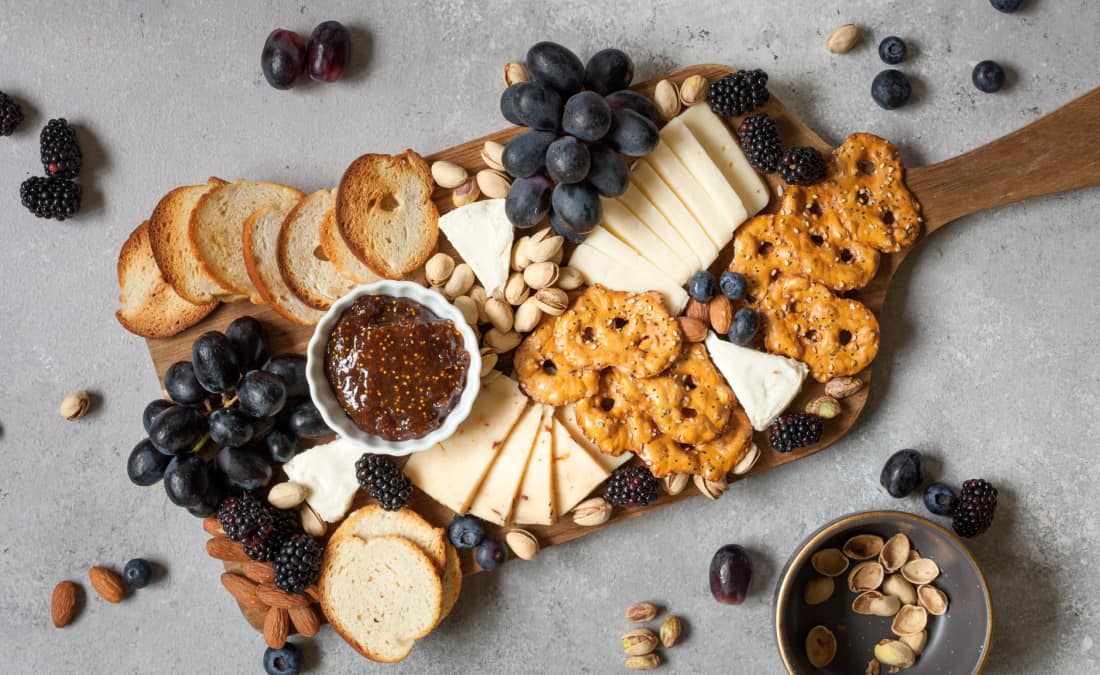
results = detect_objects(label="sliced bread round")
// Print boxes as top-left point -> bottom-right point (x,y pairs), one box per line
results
242,204 -> 324,326
116,221 -> 218,338
319,206 -> 381,284
276,189 -> 356,310
148,177 -> 228,304
438,542 -> 462,623
190,179 -> 304,301
320,535 -> 443,663
330,504 -> 446,572
335,150 -> 439,279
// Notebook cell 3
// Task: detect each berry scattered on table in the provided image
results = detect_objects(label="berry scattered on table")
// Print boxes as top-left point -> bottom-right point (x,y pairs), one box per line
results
263,643 -> 303,675
952,479 -> 998,538
710,544 -> 753,605
738,113 -> 783,173
688,271 -> 718,303
475,538 -> 507,571
719,271 -> 748,301
972,60 -> 1006,93
306,20 -> 351,83
448,515 -> 486,550
923,482 -> 958,516
871,69 -> 912,109
40,118 -> 82,179
769,413 -> 824,453
991,0 -> 1023,12
604,465 -> 659,508
0,92 -> 23,136
261,29 -> 307,90
727,307 -> 758,345
777,146 -> 826,186
355,454 -> 413,511
122,558 -> 153,589
20,176 -> 81,220
707,69 -> 770,118
878,36 -> 907,65
879,449 -> 924,498
273,533 -> 323,594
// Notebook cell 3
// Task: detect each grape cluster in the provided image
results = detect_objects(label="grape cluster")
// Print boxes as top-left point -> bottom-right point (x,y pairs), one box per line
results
126,316 -> 332,517
500,42 -> 661,243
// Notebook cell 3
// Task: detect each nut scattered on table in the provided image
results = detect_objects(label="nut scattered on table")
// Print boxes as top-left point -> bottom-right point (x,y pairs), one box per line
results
625,601 -> 658,623
59,390 -> 90,420
88,566 -> 124,604
659,615 -> 682,648
826,24 -> 861,54
51,580 -> 79,628
626,653 -> 662,670
621,627 -> 658,656
504,60 -> 531,86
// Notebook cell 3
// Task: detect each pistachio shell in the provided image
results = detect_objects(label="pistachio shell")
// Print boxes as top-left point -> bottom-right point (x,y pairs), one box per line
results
513,296 -> 543,334
479,349 -> 499,378
556,265 -> 584,290
534,287 -> 568,316
662,473 -> 689,496
654,79 -> 681,120
476,169 -> 511,199
504,60 -> 530,86
505,529 -> 539,560
469,285 -> 490,323
803,575 -> 835,605
901,557 -> 939,585
848,560 -> 884,593
444,263 -> 475,298
526,235 -> 564,264
879,533 -> 911,573
843,534 -> 885,560
511,235 -> 532,271
852,590 -> 901,617
881,574 -> 917,606
484,328 -> 521,353
431,160 -> 468,189
452,177 -> 480,207
481,140 -> 506,172
730,443 -> 760,475
523,261 -> 559,290
899,630 -> 927,656
425,252 -> 455,285
873,639 -> 916,669
917,584 -> 949,615
811,548 -> 850,577
805,625 -> 837,669
485,297 -> 514,333
891,604 -> 928,636
679,74 -> 709,106
452,295 -> 479,326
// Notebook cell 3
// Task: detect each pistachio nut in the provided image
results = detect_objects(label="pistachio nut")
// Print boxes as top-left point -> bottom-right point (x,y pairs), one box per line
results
481,140 -> 506,172
479,348 -> 499,377
804,575 -> 835,605
694,474 -> 728,499
625,654 -> 661,670
485,297 -> 515,333
825,375 -> 864,399
513,296 -> 543,334
624,602 -> 658,623
469,284 -> 490,323
556,265 -> 585,290
444,263 -> 475,298
806,625 -> 837,669
873,639 -> 916,668
59,389 -> 90,420
730,442 -> 760,475
430,160 -> 468,189
425,252 -> 456,286
659,615 -> 682,648
511,235 -> 532,271
504,529 -> 539,561
811,548 -> 850,577
484,328 -> 521,353
267,482 -> 308,510
679,74 -> 709,106
654,79 -> 681,120
881,574 -> 917,606
826,23 -> 861,54
899,630 -> 927,656
805,395 -> 841,419
452,295 -> 479,326
503,60 -> 530,86
523,261 -> 559,289
300,504 -> 327,537
572,497 -> 612,526
504,271 -> 530,305
525,235 -> 564,264
534,287 -> 568,315
621,628 -> 658,656
476,169 -> 511,199
662,473 -> 690,496
452,177 -> 480,207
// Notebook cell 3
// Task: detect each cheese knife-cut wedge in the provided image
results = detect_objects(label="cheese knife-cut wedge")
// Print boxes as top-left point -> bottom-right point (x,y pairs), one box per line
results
403,376 -> 529,514
438,199 -> 513,297
551,416 -> 611,516
512,406 -> 556,526
618,182 -> 705,270
569,227 -> 689,314
467,403 -> 543,525
600,197 -> 695,284
680,103 -> 770,216
704,331 -> 808,431
557,404 -> 633,472
629,161 -> 719,268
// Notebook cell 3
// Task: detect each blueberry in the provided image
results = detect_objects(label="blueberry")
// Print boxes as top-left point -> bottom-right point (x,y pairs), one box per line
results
448,515 -> 485,550
880,449 -> 924,498
475,538 -> 507,571
123,558 -> 153,589
688,271 -> 718,302
923,482 -> 959,516
719,271 -> 747,301
871,69 -> 912,109
878,36 -> 907,65
972,60 -> 1005,93
990,0 -> 1023,12
727,308 -> 758,346
263,644 -> 302,675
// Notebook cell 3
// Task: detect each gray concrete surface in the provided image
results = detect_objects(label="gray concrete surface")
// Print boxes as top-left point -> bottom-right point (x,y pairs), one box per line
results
0,1 -> 1097,673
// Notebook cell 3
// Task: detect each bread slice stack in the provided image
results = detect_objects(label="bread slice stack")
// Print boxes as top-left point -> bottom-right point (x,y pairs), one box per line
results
320,505 -> 462,663
115,149 -> 440,337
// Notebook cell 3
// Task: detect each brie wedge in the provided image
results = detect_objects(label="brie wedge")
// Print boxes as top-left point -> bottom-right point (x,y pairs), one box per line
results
438,198 -> 513,297
282,438 -> 365,522
704,331 -> 808,431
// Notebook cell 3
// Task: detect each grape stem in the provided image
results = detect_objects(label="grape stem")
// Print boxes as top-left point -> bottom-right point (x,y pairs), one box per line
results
191,432 -> 211,454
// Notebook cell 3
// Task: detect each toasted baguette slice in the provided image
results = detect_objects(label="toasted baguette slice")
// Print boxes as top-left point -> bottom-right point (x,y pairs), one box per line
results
438,543 -> 462,623
319,205 -> 381,283
276,190 -> 357,310
190,179 -> 304,301
116,221 -> 218,337
320,536 -> 443,663
243,204 -> 325,326
335,150 -> 439,279
149,178 -> 228,304
329,504 -> 447,572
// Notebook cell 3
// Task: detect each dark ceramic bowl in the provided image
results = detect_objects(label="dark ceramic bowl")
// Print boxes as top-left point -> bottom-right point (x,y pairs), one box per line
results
774,511 -> 992,674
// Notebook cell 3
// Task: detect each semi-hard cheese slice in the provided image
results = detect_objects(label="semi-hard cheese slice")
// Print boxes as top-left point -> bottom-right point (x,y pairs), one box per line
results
512,406 -> 556,526
618,182 -> 704,270
600,198 -> 694,283
557,404 -> 633,472
282,438 -> 364,523
551,415 -> 611,516
646,141 -> 732,250
680,104 -> 770,216
467,403 -> 543,525
404,376 -> 528,514
438,199 -> 513,297
705,331 -> 808,431
660,117 -> 747,250
630,161 -> 719,267
569,228 -> 689,314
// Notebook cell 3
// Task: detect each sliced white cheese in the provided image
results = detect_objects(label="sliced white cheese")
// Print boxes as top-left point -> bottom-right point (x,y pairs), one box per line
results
404,376 -> 528,514
282,438 -> 364,522
601,197 -> 695,283
438,198 -> 513,297
630,160 -> 719,268
557,404 -> 633,472
512,406 -> 556,526
468,403 -> 543,525
618,182 -> 704,270
704,331 -> 808,431
660,117 -> 747,250
569,228 -> 689,314
551,415 -> 611,516
680,104 -> 770,216
645,142 -> 730,251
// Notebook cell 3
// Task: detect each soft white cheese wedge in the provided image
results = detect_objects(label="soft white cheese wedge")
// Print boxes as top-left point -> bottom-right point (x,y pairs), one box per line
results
704,331 -> 808,431
680,104 -> 771,216
404,376 -> 529,514
630,161 -> 719,267
468,403 -> 543,525
569,227 -> 689,314
618,183 -> 704,270
437,198 -> 513,297
557,404 -> 633,472
512,406 -> 556,526
601,197 -> 695,283
282,438 -> 365,522
551,414 -> 611,515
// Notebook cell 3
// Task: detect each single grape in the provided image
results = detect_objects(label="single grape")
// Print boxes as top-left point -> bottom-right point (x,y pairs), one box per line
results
604,90 -> 661,126
505,174 -> 554,229
209,408 -> 255,447
142,399 -> 174,434
163,454 -> 210,507
306,20 -> 351,82
261,29 -> 307,90
551,182 -> 602,231
512,82 -> 563,132
586,144 -> 629,198
710,544 -> 752,605
549,209 -> 592,245
251,414 -> 277,442
500,83 -> 525,126
545,136 -> 591,185
525,41 -> 584,95
237,370 -> 288,418
148,406 -> 207,455
265,430 -> 299,464
164,361 -> 206,406
561,91 -> 612,142
262,355 -> 308,399
216,446 -> 274,491
187,469 -> 228,518
584,48 -> 635,95
502,130 -> 557,179
606,109 -> 659,157
127,439 -> 172,486
285,399 -> 330,439
226,316 -> 267,371
192,331 -> 240,394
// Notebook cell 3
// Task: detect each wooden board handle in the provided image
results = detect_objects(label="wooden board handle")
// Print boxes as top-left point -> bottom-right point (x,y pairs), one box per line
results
908,86 -> 1100,233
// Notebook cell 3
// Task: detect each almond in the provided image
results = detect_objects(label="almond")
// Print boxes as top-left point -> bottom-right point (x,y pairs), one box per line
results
305,584 -> 323,603
221,572 -> 269,611
202,515 -> 224,537
51,581 -> 79,628
240,561 -> 276,585
257,583 -> 311,609
709,295 -> 733,334
685,298 -> 710,322
677,316 -> 707,343
289,605 -> 321,637
88,566 -> 124,604
206,537 -> 249,562
264,607 -> 290,649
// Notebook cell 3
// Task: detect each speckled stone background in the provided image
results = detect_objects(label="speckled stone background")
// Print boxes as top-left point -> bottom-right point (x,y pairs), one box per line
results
1,1 -> 1097,673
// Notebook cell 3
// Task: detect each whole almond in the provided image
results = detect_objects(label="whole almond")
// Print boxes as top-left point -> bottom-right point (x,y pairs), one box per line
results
625,601 -> 659,623
654,79 -> 681,120
264,607 -> 290,649
289,605 -> 321,637
678,316 -> 707,342
221,572 -> 269,611
268,481 -> 308,510
88,566 -> 124,604
685,298 -> 710,322
51,581 -> 79,628
709,295 -> 733,334
241,561 -> 276,585
257,583 -> 311,609
305,585 -> 323,603
202,515 -> 225,537
206,537 -> 250,562
827,24 -> 861,54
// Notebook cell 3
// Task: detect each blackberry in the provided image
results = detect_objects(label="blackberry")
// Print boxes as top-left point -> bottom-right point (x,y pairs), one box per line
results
952,479 -> 998,538
217,493 -> 272,543
707,69 -> 769,118
40,118 -> 82,179
0,92 -> 23,136
273,534 -> 322,594
604,465 -> 659,508
20,176 -> 81,220
769,413 -> 824,452
243,508 -> 302,562
777,147 -> 827,186
738,113 -> 782,173
355,454 -> 413,511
